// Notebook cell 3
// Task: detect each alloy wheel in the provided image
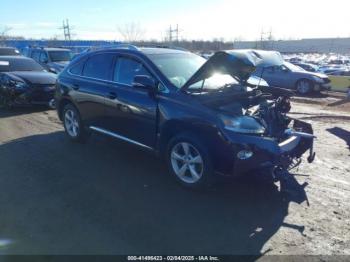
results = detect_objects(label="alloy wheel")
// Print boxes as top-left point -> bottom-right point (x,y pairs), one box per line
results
170,142 -> 204,184
64,109 -> 79,138
297,80 -> 311,94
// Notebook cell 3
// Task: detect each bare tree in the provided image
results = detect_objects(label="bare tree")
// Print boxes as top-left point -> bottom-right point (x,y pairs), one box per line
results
0,26 -> 12,46
117,22 -> 145,42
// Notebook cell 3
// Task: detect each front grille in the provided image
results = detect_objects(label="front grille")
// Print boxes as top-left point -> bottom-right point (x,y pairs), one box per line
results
30,84 -> 55,102
31,91 -> 54,102
31,83 -> 55,90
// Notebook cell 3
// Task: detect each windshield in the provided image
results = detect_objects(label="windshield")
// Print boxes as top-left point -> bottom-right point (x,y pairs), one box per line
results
187,73 -> 239,91
0,58 -> 45,72
147,53 -> 206,88
284,61 -> 305,72
49,51 -> 72,62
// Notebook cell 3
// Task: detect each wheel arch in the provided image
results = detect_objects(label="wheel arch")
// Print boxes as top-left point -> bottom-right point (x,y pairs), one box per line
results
157,119 -> 228,160
159,120 -> 209,151
57,97 -> 76,121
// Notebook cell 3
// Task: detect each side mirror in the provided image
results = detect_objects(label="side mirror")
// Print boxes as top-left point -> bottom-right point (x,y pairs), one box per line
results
133,75 -> 157,91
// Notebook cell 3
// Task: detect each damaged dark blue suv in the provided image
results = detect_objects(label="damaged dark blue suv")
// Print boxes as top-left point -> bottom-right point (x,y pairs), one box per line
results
55,46 -> 316,188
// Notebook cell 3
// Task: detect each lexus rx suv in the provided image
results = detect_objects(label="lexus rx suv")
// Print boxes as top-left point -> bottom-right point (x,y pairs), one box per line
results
55,47 -> 316,188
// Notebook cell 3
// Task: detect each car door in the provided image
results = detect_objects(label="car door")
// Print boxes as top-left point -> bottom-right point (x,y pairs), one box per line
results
104,55 -> 158,148
69,52 -> 115,127
262,65 -> 291,88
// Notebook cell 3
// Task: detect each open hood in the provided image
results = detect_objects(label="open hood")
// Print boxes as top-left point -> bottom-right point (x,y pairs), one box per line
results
181,49 -> 284,91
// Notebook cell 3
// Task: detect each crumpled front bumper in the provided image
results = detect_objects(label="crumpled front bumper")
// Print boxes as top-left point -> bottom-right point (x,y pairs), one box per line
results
11,85 -> 55,107
222,118 -> 315,176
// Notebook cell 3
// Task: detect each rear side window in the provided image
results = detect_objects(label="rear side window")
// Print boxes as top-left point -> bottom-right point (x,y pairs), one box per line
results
83,53 -> 114,80
114,57 -> 152,85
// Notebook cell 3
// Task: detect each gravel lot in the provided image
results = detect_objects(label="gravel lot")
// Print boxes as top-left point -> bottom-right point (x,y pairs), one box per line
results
0,99 -> 349,256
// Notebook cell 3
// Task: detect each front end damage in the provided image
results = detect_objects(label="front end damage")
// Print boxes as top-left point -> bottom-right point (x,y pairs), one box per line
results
224,117 -> 315,178
182,49 -> 316,179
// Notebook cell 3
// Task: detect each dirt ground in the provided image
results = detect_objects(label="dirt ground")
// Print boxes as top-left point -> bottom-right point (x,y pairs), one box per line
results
0,99 -> 349,256
265,101 -> 350,255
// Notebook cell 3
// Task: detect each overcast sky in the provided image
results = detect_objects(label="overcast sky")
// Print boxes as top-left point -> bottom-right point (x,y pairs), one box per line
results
1,0 -> 349,41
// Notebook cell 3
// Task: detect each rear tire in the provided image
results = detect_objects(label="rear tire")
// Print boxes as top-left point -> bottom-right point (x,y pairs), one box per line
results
62,103 -> 88,143
166,133 -> 215,189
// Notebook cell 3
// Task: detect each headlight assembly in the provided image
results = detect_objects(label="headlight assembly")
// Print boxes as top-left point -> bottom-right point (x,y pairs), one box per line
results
9,80 -> 28,90
15,82 -> 27,89
220,115 -> 265,134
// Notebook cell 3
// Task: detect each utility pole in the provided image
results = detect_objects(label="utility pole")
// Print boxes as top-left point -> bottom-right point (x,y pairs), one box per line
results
268,28 -> 273,50
61,19 -> 72,42
168,24 -> 180,45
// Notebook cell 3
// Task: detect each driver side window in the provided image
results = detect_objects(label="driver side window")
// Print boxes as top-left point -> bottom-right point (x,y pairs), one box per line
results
113,57 -> 153,86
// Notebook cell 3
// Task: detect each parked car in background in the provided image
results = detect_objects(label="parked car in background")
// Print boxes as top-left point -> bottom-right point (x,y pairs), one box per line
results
0,47 -> 21,56
254,61 -> 331,94
328,70 -> 350,76
318,64 -> 349,74
55,47 -> 316,188
28,47 -> 73,74
292,62 -> 319,72
328,59 -> 349,65
0,56 -> 56,108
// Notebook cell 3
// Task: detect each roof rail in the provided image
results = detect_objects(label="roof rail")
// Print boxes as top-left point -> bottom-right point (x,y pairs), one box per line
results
114,43 -> 139,51
139,44 -> 189,52
93,44 -> 139,51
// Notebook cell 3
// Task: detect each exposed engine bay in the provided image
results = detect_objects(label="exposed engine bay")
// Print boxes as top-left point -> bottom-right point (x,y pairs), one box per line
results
194,83 -> 294,135
194,83 -> 316,171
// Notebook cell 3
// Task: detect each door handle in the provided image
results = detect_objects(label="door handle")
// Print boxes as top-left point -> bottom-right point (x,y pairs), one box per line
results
107,92 -> 118,100
72,84 -> 80,90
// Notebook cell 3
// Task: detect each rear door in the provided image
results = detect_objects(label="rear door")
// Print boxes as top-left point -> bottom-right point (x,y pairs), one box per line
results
68,52 -> 115,127
104,55 -> 158,148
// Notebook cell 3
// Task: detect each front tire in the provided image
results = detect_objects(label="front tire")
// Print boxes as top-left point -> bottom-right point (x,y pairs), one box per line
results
166,133 -> 215,189
296,79 -> 313,94
0,93 -> 13,109
63,104 -> 88,143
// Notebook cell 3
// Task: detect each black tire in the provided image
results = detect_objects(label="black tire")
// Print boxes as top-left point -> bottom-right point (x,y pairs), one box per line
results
166,133 -> 215,189
0,93 -> 13,110
62,103 -> 89,143
296,79 -> 313,95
